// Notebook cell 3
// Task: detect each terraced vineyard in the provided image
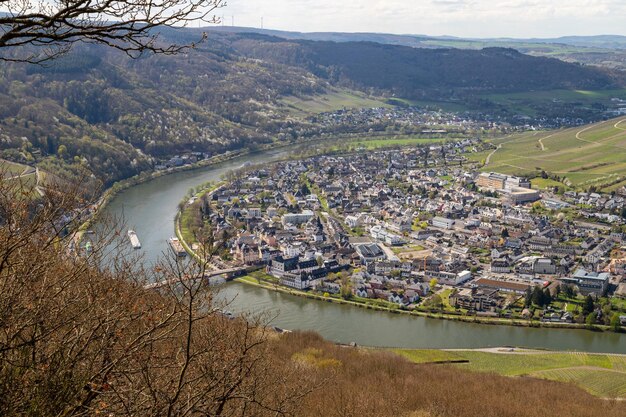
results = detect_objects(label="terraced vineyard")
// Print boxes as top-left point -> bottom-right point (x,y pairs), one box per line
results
470,116 -> 626,191
394,349 -> 626,398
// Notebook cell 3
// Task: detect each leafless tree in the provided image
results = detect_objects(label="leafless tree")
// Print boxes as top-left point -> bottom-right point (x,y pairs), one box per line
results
0,176 -> 312,416
0,0 -> 225,63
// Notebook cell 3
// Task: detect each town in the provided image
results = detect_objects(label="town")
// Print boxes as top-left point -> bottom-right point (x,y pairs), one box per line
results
179,141 -> 626,330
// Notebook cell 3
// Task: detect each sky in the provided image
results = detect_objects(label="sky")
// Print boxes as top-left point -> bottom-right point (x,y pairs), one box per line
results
216,0 -> 626,38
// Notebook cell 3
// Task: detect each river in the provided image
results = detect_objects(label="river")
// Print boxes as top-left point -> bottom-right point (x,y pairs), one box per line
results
101,147 -> 626,353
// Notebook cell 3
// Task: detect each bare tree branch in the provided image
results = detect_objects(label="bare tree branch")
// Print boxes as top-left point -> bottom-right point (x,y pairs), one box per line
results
0,0 -> 226,63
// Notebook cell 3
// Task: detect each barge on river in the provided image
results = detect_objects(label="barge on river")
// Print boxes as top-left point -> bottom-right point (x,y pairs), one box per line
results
127,230 -> 141,249
168,237 -> 187,257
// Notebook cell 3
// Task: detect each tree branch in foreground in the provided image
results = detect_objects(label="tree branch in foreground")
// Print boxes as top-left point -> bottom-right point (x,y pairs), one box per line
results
0,0 -> 225,63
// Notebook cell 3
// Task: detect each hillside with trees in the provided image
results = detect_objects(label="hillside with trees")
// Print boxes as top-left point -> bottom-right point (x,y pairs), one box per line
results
228,34 -> 624,98
0,30 -> 624,186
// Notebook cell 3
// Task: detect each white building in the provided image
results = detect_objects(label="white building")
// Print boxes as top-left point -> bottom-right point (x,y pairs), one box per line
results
282,210 -> 315,226
431,216 -> 455,230
370,225 -> 403,246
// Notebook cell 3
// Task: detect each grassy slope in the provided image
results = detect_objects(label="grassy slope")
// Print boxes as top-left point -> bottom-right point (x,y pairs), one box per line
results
469,116 -> 626,191
394,349 -> 626,398
280,88 -> 389,115
0,159 -> 29,177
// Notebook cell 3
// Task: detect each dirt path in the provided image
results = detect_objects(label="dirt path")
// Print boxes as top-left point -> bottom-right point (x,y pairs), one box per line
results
444,347 -> 626,357
575,124 -> 597,144
615,119 -> 626,131
537,132 -> 558,151
484,144 -> 501,166
35,167 -> 45,197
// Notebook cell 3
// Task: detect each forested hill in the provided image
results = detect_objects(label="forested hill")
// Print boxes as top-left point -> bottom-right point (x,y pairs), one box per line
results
226,34 -> 624,98
0,29 -> 623,186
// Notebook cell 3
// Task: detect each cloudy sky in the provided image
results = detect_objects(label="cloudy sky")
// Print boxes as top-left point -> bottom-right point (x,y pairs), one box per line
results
218,0 -> 626,38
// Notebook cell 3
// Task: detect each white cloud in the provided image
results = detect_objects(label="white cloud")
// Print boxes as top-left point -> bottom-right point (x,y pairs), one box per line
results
218,0 -> 626,37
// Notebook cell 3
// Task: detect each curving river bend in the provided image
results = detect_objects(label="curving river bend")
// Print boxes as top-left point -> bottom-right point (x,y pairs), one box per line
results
102,147 -> 626,353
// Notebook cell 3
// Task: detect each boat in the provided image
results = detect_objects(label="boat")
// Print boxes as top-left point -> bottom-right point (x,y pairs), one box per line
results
127,230 -> 141,249
168,237 -> 187,257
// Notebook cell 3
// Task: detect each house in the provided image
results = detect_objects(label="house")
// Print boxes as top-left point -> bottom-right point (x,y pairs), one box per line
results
491,258 -> 512,273
474,278 -> 531,295
388,292 -> 404,305
270,256 -> 299,277
431,216 -> 455,230
345,215 -> 363,228
370,225 -> 404,246
355,243 -> 386,264
280,268 -> 326,290
282,210 -> 315,226
450,288 -> 504,312
388,217 -> 412,233
560,268 -> 610,296
425,270 -> 472,286
247,207 -> 262,218
533,258 -> 557,275
235,243 -> 260,265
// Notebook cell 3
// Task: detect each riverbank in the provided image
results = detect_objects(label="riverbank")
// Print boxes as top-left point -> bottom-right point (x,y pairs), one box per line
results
79,132 -> 439,235
232,275 -> 616,332
174,195 -> 616,334
78,146 -> 266,235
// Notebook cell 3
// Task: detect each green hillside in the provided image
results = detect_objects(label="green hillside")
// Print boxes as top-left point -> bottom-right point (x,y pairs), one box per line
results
395,348 -> 626,399
470,117 -> 626,191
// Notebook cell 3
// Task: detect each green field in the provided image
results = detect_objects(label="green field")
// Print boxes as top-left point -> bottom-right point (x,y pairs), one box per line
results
281,88 -> 389,116
422,39 -> 608,55
394,349 -> 626,398
532,368 -> 626,398
470,117 -> 626,191
0,159 -> 29,177
349,137 -> 446,150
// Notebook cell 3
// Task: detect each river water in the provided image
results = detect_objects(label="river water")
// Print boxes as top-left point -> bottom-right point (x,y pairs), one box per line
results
101,147 -> 626,353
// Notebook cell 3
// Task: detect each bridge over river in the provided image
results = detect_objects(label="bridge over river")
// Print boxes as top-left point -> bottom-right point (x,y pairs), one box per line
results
144,267 -> 248,290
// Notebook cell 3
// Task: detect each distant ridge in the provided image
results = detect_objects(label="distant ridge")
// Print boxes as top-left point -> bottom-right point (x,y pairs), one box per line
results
205,26 -> 626,51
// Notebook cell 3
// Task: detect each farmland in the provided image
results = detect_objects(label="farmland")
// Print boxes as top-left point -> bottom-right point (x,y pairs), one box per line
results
470,117 -> 626,191
349,137 -> 448,150
394,348 -> 626,398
